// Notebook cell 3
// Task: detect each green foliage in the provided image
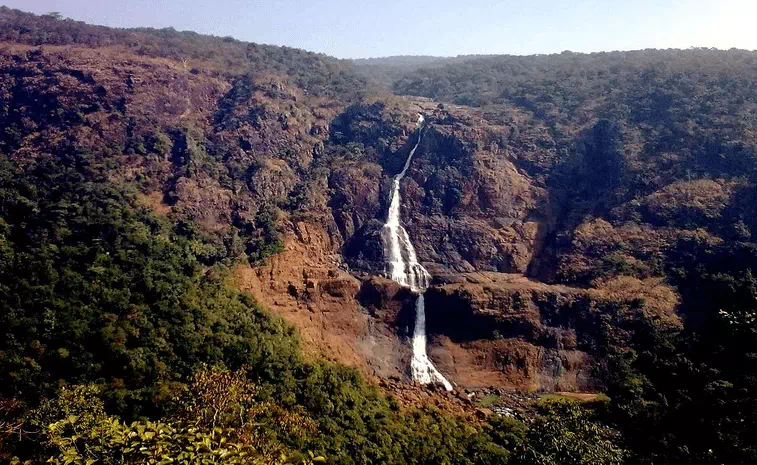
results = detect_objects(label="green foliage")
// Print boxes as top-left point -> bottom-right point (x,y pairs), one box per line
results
29,385 -> 110,460
392,50 -> 757,221
33,383 -> 324,465
272,362 -> 517,465
0,156 -> 299,417
392,50 -> 757,133
516,400 -> 624,465
12,367 -> 544,465
605,266 -> 757,464
49,420 -> 274,465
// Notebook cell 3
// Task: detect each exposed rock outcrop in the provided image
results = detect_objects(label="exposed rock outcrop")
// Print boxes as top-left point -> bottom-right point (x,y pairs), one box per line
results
1,42 -> 687,395
233,220 -> 416,380
236,213 -> 681,393
422,272 -> 680,391
231,99 -> 687,394
341,101 -> 555,276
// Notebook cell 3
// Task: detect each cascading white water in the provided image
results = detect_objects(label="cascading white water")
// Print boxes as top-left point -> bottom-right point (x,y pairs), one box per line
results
410,294 -> 452,389
382,114 -> 453,391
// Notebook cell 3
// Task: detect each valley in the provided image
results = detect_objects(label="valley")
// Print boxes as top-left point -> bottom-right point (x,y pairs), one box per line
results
1,7 -> 755,464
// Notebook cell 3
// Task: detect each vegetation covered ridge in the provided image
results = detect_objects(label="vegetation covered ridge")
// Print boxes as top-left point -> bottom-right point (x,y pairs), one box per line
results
0,7 -> 755,465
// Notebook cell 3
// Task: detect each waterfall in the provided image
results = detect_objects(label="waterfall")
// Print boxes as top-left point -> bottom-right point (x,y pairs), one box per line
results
382,114 -> 453,391
410,294 -> 452,389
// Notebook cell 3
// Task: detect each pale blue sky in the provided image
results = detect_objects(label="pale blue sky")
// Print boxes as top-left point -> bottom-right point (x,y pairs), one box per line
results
3,0 -> 756,58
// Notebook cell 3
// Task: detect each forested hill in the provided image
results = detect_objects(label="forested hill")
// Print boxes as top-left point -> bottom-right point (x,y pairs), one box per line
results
357,48 -> 757,465
1,7 -> 756,465
0,9 -> 587,465
0,6 -> 369,99
350,56 -> 448,89
382,49 -> 757,111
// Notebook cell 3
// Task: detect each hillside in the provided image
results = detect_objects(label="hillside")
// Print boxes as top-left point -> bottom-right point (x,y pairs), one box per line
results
363,49 -> 757,464
0,8 -> 755,465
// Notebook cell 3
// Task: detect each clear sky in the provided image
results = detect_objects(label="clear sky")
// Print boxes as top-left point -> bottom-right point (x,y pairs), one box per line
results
3,0 -> 756,58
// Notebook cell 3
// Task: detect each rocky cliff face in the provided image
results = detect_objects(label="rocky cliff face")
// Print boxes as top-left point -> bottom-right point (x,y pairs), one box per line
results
232,220 -> 416,380
0,38 -> 696,395
340,101 -> 556,276
234,206 -> 682,391
424,272 -> 680,390
226,97 -> 688,392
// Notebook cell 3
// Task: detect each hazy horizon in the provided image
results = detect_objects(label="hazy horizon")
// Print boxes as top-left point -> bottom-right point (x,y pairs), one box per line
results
2,0 -> 756,59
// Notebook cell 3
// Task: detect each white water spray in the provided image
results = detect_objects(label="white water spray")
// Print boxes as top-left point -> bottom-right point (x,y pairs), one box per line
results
382,114 -> 453,391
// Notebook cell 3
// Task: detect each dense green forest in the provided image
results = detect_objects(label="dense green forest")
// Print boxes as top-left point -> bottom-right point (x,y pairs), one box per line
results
0,7 -> 756,465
